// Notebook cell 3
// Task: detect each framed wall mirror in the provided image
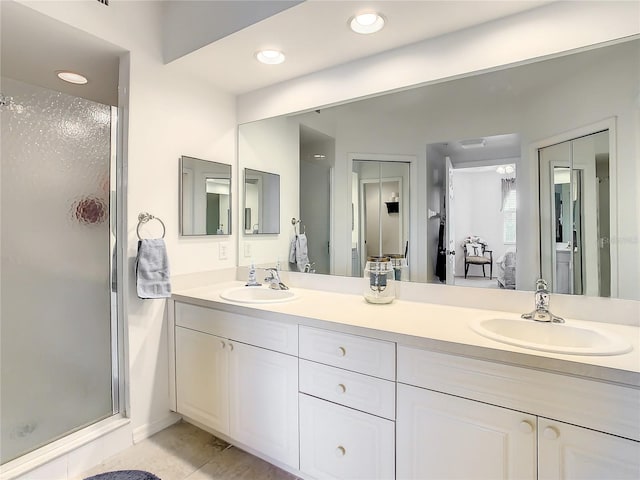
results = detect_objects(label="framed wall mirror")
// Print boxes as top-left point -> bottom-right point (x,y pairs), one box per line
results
180,156 -> 231,235
244,168 -> 280,235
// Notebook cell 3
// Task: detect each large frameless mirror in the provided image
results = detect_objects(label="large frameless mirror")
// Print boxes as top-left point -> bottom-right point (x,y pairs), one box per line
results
244,168 -> 280,234
236,39 -> 639,300
180,156 -> 231,235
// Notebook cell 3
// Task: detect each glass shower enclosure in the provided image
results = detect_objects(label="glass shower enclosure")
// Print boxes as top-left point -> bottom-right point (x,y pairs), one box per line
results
1,77 -> 119,464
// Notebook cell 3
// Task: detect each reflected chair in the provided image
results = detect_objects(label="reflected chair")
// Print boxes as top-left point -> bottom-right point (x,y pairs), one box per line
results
462,237 -> 493,279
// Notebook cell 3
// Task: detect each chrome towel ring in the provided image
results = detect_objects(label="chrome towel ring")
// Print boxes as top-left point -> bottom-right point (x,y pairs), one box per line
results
137,212 -> 166,240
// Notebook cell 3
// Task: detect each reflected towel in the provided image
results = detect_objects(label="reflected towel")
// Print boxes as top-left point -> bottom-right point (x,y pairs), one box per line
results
136,239 -> 171,299
289,236 -> 297,264
295,233 -> 310,272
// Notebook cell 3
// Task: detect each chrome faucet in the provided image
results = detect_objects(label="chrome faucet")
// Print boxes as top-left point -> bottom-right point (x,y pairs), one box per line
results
264,267 -> 289,290
521,279 -> 564,323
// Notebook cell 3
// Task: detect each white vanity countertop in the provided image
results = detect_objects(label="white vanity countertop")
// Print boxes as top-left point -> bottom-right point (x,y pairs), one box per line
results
172,281 -> 640,387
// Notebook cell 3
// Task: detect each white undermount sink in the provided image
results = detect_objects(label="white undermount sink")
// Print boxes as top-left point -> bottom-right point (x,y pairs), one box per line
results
219,286 -> 298,304
470,317 -> 632,356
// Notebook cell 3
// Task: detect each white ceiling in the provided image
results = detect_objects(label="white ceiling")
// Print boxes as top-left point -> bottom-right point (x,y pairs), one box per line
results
1,0 -> 554,104
0,1 -> 124,106
169,0 -> 555,94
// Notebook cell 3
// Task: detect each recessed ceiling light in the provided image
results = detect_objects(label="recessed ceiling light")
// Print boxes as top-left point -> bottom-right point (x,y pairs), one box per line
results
349,12 -> 385,34
255,49 -> 285,65
56,71 -> 88,85
313,154 -> 326,159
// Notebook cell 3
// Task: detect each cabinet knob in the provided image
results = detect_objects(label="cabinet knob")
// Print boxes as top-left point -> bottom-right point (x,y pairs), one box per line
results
519,420 -> 534,434
543,426 -> 559,440
336,383 -> 347,394
337,346 -> 346,357
228,342 -> 234,352
335,445 -> 346,457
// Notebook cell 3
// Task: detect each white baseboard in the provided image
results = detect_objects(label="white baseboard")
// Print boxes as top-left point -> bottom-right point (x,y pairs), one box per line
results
132,413 -> 181,443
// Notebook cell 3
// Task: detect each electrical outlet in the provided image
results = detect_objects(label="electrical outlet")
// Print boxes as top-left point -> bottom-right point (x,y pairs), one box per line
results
244,243 -> 252,258
218,242 -> 228,260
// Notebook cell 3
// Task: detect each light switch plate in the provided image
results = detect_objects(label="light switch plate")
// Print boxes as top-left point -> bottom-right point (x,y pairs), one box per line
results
218,242 -> 228,260
244,243 -> 252,258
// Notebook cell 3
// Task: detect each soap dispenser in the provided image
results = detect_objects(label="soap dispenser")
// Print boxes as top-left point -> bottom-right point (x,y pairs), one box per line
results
246,261 -> 261,286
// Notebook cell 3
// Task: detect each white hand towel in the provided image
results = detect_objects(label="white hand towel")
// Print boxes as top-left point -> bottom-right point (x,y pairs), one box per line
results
136,238 -> 171,299
295,233 -> 310,272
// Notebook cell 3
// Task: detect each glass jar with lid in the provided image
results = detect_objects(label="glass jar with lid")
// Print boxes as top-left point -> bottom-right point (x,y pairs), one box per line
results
363,256 -> 396,304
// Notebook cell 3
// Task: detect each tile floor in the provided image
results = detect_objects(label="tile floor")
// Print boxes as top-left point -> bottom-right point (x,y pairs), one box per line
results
76,422 -> 299,480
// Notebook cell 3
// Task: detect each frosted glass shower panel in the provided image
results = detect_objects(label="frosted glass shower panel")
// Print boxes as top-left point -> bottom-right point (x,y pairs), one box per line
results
0,78 -> 115,463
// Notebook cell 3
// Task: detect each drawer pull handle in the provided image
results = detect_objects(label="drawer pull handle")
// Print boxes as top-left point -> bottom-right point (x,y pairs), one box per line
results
228,342 -> 234,352
337,346 -> 346,357
519,421 -> 534,434
336,383 -> 347,394
335,445 -> 346,457
543,426 -> 559,440
220,340 -> 226,349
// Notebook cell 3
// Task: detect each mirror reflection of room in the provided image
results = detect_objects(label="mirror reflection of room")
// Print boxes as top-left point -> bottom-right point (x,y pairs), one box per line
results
428,134 -> 518,291
244,168 -> 281,235
351,160 -> 410,279
539,130 -> 610,297
180,156 -> 231,236
237,39 -> 638,300
299,125 -> 335,275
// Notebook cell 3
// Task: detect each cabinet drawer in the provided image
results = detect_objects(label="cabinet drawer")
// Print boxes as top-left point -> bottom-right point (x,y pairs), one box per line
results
175,302 -> 297,355
299,394 -> 395,480
299,359 -> 395,420
299,326 -> 395,380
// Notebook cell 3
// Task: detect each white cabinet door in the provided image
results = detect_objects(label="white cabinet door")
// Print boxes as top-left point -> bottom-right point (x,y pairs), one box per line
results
538,418 -> 640,480
299,394 -> 395,480
175,326 -> 229,435
228,341 -> 299,469
397,383 -> 536,480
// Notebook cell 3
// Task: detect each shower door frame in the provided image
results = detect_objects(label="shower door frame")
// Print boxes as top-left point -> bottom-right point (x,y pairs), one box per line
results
110,105 -> 124,416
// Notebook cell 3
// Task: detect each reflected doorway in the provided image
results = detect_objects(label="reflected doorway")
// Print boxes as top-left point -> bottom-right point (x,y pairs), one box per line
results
538,129 -> 611,296
427,134 -> 521,290
352,160 -> 410,277
299,125 -> 335,275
